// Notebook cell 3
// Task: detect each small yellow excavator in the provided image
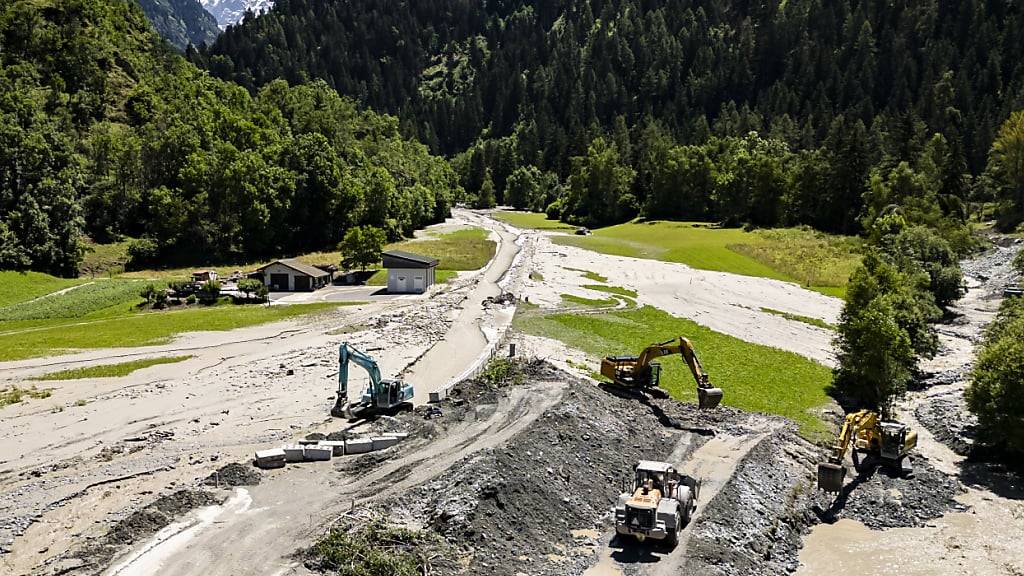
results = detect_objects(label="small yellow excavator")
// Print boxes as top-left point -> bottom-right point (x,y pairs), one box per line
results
600,336 -> 723,409
817,409 -> 918,492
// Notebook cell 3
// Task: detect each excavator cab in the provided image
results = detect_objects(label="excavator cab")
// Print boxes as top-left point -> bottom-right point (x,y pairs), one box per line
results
878,421 -> 908,461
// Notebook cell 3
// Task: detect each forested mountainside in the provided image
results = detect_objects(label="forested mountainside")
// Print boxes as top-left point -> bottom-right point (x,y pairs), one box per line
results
199,0 -> 1024,232
0,0 -> 458,277
137,0 -> 220,49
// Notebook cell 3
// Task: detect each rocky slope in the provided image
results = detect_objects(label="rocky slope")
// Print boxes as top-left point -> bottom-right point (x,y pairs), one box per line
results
137,0 -> 220,49
200,0 -> 273,28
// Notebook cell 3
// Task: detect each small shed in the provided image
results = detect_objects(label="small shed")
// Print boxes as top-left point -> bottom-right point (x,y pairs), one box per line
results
192,270 -> 218,283
382,250 -> 439,294
257,259 -> 331,292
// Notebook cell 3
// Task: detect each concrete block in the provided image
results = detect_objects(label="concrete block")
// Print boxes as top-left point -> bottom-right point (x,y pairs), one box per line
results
318,440 -> 346,456
346,437 -> 373,454
371,436 -> 400,450
385,432 -> 410,440
283,445 -> 305,462
254,448 -> 286,469
428,388 -> 447,403
303,445 -> 333,461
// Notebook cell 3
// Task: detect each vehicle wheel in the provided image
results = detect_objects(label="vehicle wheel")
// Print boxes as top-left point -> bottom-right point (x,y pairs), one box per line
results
665,513 -> 681,547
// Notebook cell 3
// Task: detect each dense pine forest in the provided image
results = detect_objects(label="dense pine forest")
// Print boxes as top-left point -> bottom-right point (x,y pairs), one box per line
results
199,0 -> 1024,233
0,0 -> 458,277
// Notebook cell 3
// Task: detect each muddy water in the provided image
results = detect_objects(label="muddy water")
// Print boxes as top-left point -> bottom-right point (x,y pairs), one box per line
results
797,243 -> 1024,575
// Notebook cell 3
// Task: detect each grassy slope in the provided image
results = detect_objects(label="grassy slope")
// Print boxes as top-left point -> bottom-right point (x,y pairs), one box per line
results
505,218 -> 858,298
32,355 -> 193,380
514,305 -> 832,439
0,272 -> 86,308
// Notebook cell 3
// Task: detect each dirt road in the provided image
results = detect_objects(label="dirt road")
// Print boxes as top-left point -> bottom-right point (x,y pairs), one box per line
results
0,210 -> 523,575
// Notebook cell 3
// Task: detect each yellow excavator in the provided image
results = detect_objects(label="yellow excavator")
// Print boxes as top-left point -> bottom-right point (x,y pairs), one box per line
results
817,409 -> 918,492
600,336 -> 723,409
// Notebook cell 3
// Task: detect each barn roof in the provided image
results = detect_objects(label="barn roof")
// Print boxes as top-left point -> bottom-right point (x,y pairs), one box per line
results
258,258 -> 330,277
382,250 -> 439,268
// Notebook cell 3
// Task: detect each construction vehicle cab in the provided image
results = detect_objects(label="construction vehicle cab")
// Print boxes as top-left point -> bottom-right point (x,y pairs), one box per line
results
615,460 -> 699,547
817,410 -> 917,492
332,342 -> 414,419
601,337 -> 723,409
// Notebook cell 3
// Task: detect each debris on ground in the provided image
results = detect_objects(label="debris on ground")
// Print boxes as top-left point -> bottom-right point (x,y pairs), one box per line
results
66,489 -> 220,573
204,463 -> 262,487
482,292 -> 516,307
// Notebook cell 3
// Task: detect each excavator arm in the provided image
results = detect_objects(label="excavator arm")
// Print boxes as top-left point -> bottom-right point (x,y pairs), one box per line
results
602,336 -> 723,409
335,343 -> 383,418
818,409 -> 877,492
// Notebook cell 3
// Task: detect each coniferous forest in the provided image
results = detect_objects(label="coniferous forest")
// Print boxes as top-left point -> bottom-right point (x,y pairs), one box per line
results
198,0 -> 1024,235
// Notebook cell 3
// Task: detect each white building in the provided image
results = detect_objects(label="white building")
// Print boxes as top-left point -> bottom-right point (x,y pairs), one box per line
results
382,250 -> 439,294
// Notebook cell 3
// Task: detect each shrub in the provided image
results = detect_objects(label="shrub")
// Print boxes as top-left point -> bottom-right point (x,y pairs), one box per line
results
237,278 -> 268,302
125,238 -> 159,270
185,294 -> 197,305
168,280 -> 194,296
967,318 -> 1024,456
197,280 -> 221,304
139,283 -> 158,304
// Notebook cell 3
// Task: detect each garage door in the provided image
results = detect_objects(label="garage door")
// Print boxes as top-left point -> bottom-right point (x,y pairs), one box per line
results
270,273 -> 289,291
294,275 -> 311,291
413,275 -> 424,292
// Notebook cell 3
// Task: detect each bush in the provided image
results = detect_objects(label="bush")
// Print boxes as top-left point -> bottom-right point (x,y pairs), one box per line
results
185,294 -> 197,305
139,283 -> 159,304
237,278 -> 268,302
168,280 -> 194,296
153,291 -> 168,309
125,238 -> 159,271
197,280 -> 221,304
967,318 -> 1024,456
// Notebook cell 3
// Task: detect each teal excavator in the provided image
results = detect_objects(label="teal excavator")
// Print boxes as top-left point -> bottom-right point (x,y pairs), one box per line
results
331,342 -> 414,419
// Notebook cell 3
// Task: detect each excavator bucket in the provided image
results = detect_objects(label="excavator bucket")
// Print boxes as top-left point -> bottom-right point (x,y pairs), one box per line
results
697,387 -> 724,409
817,462 -> 847,492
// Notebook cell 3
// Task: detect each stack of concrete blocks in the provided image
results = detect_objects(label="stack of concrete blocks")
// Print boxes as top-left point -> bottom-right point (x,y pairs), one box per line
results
253,432 -> 410,469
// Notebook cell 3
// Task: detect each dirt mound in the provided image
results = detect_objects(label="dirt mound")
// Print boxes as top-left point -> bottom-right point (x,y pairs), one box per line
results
53,489 -> 221,575
203,463 -> 262,487
914,393 -> 977,456
684,432 -> 820,575
810,456 -> 962,529
389,375 -> 712,575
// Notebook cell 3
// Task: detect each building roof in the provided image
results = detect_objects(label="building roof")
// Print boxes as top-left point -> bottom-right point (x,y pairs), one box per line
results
381,250 -> 439,268
258,258 -> 331,277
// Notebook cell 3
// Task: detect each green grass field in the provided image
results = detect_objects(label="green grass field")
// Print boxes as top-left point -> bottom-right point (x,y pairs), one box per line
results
367,228 -> 496,285
549,221 -> 859,298
0,279 -> 151,321
514,304 -> 832,439
32,355 -> 193,380
564,268 -> 608,283
0,271 -> 86,308
494,211 -> 575,231
0,302 -> 345,361
561,294 -> 618,307
760,307 -> 836,331
583,284 -> 638,298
